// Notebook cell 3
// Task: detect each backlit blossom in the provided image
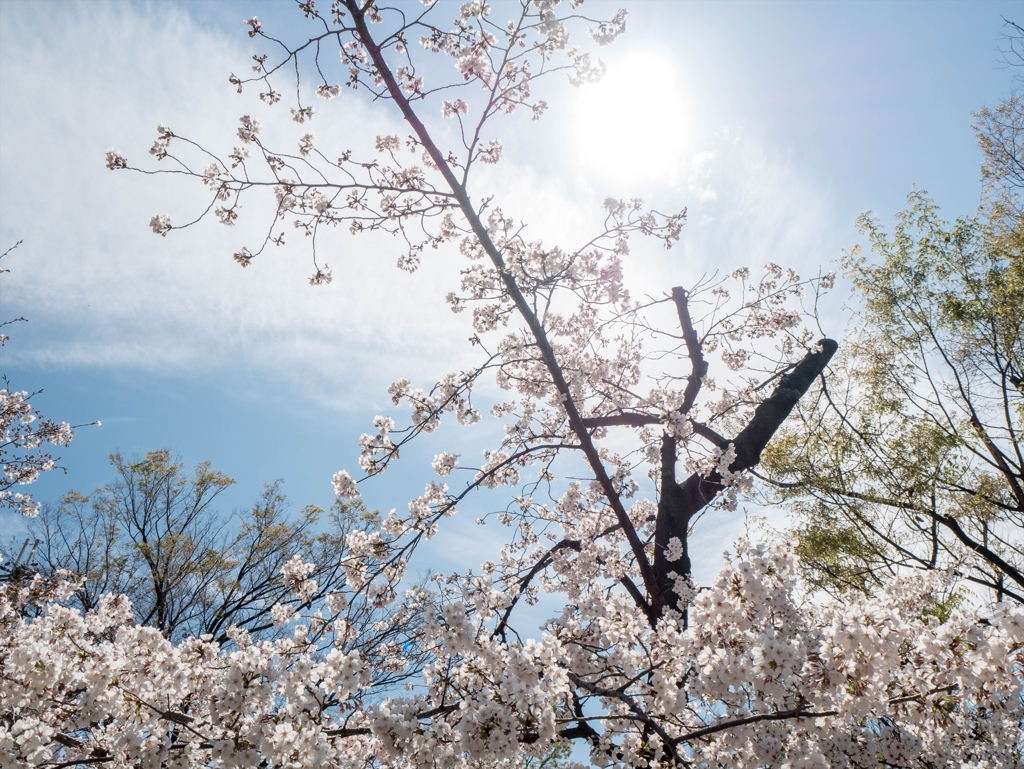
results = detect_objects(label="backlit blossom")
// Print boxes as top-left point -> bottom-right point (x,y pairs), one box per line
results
237,114 -> 260,143
104,149 -> 127,170
148,214 -> 172,236
442,99 -> 469,117
332,469 -> 359,498
588,9 -> 628,46
432,452 -> 460,476
308,264 -> 332,285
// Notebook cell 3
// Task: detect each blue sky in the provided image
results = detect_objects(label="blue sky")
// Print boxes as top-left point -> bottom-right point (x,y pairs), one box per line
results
0,0 -> 1018,581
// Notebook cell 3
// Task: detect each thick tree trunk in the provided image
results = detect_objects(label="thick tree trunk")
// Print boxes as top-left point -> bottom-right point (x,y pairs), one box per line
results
653,339 -> 838,618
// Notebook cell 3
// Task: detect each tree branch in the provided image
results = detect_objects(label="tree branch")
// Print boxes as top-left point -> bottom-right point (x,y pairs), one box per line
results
349,1 -> 661,604
672,286 -> 708,417
653,340 -> 838,616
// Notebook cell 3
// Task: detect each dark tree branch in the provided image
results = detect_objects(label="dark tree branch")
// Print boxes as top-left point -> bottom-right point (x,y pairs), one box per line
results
581,412 -> 660,429
757,473 -> 1024,594
348,0 -> 661,604
653,339 -> 838,617
568,672 -> 689,767
672,286 -> 708,417
935,510 -> 1024,592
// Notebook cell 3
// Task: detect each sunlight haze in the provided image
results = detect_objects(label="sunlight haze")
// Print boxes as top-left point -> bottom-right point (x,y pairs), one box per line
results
572,49 -> 687,183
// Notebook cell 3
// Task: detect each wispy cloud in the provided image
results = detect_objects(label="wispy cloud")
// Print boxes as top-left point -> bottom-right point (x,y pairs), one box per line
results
0,1 -> 479,412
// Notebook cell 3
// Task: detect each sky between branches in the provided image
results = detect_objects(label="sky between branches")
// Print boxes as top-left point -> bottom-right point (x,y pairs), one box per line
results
0,0 -> 1017,583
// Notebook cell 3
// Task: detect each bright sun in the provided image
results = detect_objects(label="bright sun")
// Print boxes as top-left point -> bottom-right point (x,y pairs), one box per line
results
572,50 -> 685,186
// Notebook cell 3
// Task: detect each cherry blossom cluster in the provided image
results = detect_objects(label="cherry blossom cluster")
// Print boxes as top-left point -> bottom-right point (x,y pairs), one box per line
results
3,542 -> 1020,768
0,388 -> 74,517
1,242 -> 90,518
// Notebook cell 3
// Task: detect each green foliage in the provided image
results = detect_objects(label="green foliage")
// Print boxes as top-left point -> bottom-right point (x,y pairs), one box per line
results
920,588 -> 969,625
790,517 -> 881,596
761,98 -> 1024,605
974,94 -> 1024,233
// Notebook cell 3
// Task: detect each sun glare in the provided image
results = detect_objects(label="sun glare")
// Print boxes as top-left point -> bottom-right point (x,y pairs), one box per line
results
572,50 -> 686,186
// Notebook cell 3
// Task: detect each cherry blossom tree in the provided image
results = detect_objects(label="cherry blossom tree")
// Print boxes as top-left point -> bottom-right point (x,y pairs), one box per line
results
3,2 -> 1022,768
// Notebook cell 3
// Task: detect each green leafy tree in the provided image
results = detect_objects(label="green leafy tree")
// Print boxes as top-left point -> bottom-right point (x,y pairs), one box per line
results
29,450 -> 419,678
761,97 -> 1024,603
